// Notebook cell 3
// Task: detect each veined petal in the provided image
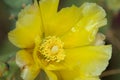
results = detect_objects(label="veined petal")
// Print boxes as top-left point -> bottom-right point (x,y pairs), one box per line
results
8,2 -> 42,48
51,45 -> 112,80
59,69 -> 100,80
39,0 -> 59,18
61,3 -> 107,48
46,61 -> 66,70
16,50 -> 40,80
40,0 -> 83,36
39,0 -> 59,36
46,45 -> 111,74
62,45 -> 112,77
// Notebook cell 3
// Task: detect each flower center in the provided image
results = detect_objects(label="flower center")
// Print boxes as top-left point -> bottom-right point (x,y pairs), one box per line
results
38,36 -> 65,62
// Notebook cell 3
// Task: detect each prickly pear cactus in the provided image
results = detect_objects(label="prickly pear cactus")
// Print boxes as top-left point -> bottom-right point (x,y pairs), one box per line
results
3,0 -> 31,9
106,0 -> 120,12
3,0 -> 32,19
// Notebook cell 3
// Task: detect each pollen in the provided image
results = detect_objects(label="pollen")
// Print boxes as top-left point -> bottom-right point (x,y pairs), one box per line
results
39,36 -> 65,62
51,46 -> 59,54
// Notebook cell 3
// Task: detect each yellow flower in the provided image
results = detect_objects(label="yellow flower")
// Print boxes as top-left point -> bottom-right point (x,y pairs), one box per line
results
8,0 -> 112,80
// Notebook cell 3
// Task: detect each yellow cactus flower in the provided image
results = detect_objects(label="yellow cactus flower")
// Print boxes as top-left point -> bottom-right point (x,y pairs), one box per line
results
8,0 -> 112,80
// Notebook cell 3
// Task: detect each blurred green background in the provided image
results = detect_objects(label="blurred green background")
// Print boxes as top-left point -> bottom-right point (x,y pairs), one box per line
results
0,0 -> 120,80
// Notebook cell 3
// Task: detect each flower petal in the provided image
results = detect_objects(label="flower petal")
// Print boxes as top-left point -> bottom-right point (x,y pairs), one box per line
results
16,50 -> 40,80
63,45 -> 112,77
21,66 -> 40,80
40,0 -> 82,36
51,45 -> 112,80
39,0 -> 59,19
8,2 -> 42,48
61,3 -> 107,48
59,69 -> 100,80
16,50 -> 34,68
45,70 -> 58,80
46,45 -> 111,74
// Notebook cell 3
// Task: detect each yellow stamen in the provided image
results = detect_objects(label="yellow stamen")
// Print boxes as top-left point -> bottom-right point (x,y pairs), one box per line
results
38,36 -> 65,62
